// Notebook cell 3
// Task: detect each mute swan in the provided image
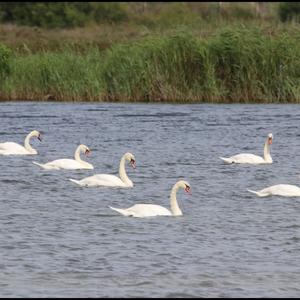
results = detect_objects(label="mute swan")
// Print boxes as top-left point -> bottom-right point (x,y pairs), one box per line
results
0,130 -> 42,155
109,180 -> 191,218
69,152 -> 135,187
248,184 -> 300,197
33,144 -> 93,170
219,133 -> 273,164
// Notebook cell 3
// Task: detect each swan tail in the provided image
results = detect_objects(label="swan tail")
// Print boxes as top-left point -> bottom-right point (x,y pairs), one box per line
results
109,206 -> 133,217
33,161 -> 46,168
247,189 -> 269,197
219,157 -> 234,164
69,178 -> 82,186
33,161 -> 61,170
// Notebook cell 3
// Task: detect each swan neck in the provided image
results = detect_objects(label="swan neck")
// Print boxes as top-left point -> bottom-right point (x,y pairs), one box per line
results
24,132 -> 35,153
170,184 -> 182,216
263,140 -> 272,162
74,146 -> 84,162
119,155 -> 132,186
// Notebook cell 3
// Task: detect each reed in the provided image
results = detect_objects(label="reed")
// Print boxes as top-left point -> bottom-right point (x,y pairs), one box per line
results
1,48 -> 105,101
101,33 -> 217,102
209,26 -> 300,102
2,26 -> 300,103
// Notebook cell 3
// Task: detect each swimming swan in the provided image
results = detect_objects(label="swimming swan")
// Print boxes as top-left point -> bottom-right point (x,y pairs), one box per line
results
33,144 -> 93,170
248,184 -> 300,197
109,180 -> 191,217
0,130 -> 42,155
219,133 -> 273,164
69,152 -> 135,187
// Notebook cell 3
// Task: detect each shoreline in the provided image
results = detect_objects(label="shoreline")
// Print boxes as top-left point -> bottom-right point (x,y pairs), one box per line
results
0,99 -> 298,105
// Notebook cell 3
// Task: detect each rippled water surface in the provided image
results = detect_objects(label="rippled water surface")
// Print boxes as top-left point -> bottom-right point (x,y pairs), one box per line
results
0,102 -> 300,297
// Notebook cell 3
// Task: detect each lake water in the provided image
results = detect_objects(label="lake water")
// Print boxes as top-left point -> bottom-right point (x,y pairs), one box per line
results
0,102 -> 299,297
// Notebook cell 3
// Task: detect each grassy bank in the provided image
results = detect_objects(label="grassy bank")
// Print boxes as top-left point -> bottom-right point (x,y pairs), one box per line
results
1,25 -> 300,103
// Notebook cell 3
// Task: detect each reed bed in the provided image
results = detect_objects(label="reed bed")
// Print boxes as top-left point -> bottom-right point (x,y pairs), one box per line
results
1,26 -> 300,103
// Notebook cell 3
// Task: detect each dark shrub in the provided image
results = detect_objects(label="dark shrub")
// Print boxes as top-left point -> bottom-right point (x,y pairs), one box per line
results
279,2 -> 300,22
0,43 -> 12,79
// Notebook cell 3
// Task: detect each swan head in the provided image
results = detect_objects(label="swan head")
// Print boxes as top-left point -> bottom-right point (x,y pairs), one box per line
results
267,133 -> 273,145
79,144 -> 91,156
125,152 -> 136,169
31,130 -> 42,141
177,180 -> 192,195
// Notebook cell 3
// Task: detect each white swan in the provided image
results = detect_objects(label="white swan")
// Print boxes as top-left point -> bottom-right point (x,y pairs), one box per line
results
109,180 -> 191,218
33,144 -> 93,170
69,152 -> 135,187
248,184 -> 300,197
0,130 -> 42,155
219,133 -> 273,164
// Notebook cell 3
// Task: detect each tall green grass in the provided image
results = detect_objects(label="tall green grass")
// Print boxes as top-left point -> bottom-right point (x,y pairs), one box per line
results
210,27 -> 300,102
2,48 -> 105,101
2,26 -> 300,103
101,33 -> 217,102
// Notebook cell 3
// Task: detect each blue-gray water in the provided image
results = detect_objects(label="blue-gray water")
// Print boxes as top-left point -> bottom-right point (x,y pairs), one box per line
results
0,102 -> 299,297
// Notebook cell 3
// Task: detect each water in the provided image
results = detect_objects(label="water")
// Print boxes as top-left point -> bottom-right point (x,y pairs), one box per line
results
0,102 -> 299,297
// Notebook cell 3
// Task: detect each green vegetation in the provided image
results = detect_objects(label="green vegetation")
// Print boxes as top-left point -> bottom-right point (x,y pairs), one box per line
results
0,43 -> 12,80
0,2 -> 128,28
279,2 -> 300,22
2,49 -> 105,100
0,2 -> 300,103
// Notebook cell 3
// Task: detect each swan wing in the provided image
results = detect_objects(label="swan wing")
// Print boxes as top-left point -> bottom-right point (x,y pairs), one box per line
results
110,204 -> 172,217
109,206 -> 135,217
263,184 -> 300,197
248,184 -> 300,197
247,189 -> 270,197
219,156 -> 235,164
41,159 -> 84,170
72,174 -> 125,187
0,142 -> 28,154
222,153 -> 265,164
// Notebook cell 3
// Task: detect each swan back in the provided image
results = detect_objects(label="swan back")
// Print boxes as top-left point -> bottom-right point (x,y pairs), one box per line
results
110,204 -> 172,218
249,184 -> 300,197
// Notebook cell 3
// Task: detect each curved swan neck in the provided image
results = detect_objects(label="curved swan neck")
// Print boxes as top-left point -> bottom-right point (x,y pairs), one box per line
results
24,132 -> 36,153
119,155 -> 132,186
170,183 -> 183,216
263,140 -> 272,162
74,146 -> 84,162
